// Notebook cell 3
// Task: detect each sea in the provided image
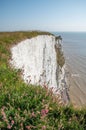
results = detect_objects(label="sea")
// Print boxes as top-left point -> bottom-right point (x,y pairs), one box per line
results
53,32 -> 86,107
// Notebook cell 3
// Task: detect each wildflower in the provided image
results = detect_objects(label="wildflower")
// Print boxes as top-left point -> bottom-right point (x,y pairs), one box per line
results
31,112 -> 36,117
11,120 -> 14,125
7,124 -> 12,129
26,125 -> 31,130
45,109 -> 49,114
41,109 -> 49,117
1,107 -> 8,124
20,123 -> 23,127
42,125 -> 46,130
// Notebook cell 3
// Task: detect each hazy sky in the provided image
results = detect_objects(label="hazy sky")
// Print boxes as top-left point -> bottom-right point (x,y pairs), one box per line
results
0,0 -> 86,32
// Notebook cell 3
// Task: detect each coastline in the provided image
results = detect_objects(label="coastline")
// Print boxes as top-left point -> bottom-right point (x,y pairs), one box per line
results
56,32 -> 86,108
66,64 -> 86,108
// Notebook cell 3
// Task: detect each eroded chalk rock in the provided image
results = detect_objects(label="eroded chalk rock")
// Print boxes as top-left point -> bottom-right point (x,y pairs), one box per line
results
10,35 -> 69,103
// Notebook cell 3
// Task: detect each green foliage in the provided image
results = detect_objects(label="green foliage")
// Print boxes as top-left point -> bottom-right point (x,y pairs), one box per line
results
55,43 -> 65,68
0,31 -> 86,129
0,83 -> 86,130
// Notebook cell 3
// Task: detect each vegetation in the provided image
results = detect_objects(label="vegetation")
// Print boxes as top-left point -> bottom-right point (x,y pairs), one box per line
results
55,43 -> 65,68
0,31 -> 86,129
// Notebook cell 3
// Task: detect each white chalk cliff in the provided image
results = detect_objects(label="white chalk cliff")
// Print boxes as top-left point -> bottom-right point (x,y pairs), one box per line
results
10,35 -> 69,103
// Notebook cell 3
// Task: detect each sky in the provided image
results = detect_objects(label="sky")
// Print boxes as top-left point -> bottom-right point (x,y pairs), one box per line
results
0,0 -> 86,32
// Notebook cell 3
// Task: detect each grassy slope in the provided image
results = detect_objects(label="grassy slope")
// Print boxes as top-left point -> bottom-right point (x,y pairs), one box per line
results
0,31 -> 86,130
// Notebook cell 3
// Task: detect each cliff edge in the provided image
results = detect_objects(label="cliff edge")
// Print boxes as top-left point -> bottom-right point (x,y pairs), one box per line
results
10,35 -> 69,104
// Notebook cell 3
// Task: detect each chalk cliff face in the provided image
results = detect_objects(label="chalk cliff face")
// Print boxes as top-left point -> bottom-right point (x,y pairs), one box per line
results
10,35 -> 68,101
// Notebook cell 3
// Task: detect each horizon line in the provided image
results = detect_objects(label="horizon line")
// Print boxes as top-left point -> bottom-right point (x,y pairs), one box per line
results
0,29 -> 86,33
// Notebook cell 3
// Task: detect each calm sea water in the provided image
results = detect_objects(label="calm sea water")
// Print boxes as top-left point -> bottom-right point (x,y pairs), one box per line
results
53,32 -> 86,106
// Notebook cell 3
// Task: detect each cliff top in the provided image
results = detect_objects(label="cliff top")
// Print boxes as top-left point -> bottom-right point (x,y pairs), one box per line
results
0,31 -> 86,129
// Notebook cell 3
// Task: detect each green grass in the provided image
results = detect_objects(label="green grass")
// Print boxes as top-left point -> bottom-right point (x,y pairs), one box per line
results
55,41 -> 65,68
0,31 -> 86,130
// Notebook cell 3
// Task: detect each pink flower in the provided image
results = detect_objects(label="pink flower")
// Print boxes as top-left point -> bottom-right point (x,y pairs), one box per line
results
42,125 -> 46,130
26,125 -> 31,130
1,108 -> 8,124
11,120 -> 14,125
45,109 -> 49,114
31,112 -> 36,117
20,123 -> 23,127
7,124 -> 12,129
41,109 -> 49,117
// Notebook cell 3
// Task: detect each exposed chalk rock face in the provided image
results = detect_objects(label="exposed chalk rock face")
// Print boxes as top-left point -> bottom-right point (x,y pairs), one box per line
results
10,35 -> 68,99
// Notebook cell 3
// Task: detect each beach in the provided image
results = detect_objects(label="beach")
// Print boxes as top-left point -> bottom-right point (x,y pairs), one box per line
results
67,64 -> 86,108
63,32 -> 86,107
